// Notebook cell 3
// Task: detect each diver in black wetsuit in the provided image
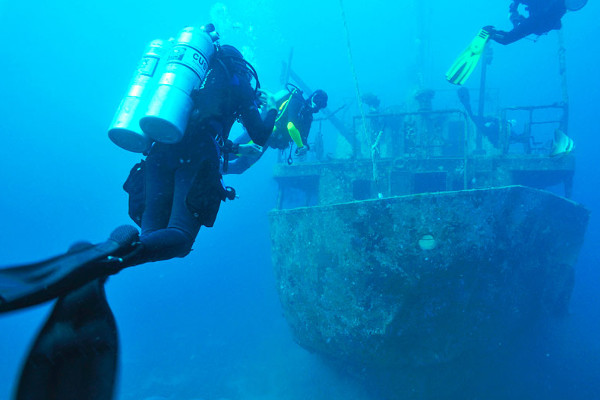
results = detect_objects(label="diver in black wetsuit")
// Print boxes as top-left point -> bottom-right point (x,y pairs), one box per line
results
487,0 -> 587,45
127,44 -> 278,262
0,45 -> 277,309
0,37 -> 279,400
226,87 -> 327,174
457,87 -> 501,147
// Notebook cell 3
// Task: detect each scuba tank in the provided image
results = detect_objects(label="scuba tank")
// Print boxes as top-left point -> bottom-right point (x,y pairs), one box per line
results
140,25 -> 219,144
108,39 -> 170,153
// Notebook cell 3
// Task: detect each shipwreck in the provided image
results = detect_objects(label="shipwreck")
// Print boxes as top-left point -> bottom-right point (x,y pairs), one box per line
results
267,77 -> 589,398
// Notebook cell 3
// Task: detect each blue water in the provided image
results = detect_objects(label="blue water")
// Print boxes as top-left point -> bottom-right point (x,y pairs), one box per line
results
0,1 -> 598,399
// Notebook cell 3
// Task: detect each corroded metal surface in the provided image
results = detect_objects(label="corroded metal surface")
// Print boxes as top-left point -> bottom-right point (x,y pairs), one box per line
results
269,186 -> 588,372
273,155 -> 576,208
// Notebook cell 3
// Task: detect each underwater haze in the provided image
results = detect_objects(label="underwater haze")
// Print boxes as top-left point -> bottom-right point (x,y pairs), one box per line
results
1,0 -> 599,399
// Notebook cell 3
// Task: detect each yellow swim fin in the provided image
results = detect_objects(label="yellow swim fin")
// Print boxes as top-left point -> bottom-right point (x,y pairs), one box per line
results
446,28 -> 491,85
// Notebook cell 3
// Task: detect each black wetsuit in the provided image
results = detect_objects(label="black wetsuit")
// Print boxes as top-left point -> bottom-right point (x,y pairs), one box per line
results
227,90 -> 314,174
132,58 -> 276,262
270,90 -> 314,149
491,0 -> 567,45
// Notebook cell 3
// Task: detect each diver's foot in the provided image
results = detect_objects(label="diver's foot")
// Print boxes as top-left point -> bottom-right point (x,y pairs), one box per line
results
108,225 -> 139,246
102,225 -> 144,273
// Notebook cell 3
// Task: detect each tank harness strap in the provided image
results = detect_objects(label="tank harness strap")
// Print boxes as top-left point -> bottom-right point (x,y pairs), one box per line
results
275,95 -> 293,124
220,139 -> 236,173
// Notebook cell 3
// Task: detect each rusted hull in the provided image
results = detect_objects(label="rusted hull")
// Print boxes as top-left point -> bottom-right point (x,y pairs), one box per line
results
270,186 -> 589,371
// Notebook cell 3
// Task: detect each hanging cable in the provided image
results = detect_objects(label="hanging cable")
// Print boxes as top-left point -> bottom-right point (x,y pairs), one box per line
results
557,30 -> 569,134
338,0 -> 383,198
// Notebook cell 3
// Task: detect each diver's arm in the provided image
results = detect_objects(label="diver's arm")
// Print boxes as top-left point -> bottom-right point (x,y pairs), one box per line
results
239,90 -> 277,146
487,23 -> 533,45
242,107 -> 277,146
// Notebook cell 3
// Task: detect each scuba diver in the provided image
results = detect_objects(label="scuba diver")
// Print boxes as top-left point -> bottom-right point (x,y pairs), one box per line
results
124,43 -> 277,262
446,0 -> 587,85
225,85 -> 328,173
0,42 -> 277,399
0,43 -> 277,309
488,0 -> 588,45
457,87 -> 501,148
0,44 -> 277,304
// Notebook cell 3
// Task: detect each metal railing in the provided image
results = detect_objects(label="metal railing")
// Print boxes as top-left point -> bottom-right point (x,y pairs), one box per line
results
499,103 -> 568,155
351,109 -> 471,160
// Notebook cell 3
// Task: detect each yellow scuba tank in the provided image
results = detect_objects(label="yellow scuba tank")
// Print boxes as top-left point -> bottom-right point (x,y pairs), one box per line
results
140,25 -> 219,144
108,39 -> 171,153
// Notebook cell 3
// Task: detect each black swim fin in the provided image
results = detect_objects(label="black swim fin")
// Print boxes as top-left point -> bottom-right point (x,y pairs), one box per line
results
16,276 -> 119,400
0,225 -> 140,313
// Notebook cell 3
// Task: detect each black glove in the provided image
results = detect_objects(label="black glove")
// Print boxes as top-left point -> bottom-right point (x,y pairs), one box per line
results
482,25 -> 497,35
221,140 -> 239,154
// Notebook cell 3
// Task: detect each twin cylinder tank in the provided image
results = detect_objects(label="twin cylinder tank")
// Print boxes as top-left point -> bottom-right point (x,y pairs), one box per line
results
108,25 -> 219,153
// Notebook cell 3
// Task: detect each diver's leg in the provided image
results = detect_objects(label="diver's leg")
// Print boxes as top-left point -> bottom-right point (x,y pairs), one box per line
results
137,146 -> 189,262
137,155 -> 201,261
141,146 -> 175,236
169,158 -> 204,237
149,146 -> 226,259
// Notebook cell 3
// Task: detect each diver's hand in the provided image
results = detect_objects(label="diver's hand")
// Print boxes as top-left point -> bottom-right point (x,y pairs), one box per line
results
258,90 -> 277,112
482,25 -> 499,41
238,143 -> 263,156
482,25 -> 496,34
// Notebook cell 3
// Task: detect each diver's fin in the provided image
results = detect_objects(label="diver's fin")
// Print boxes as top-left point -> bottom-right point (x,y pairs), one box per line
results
0,225 -> 140,313
446,28 -> 491,85
16,277 -> 118,400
